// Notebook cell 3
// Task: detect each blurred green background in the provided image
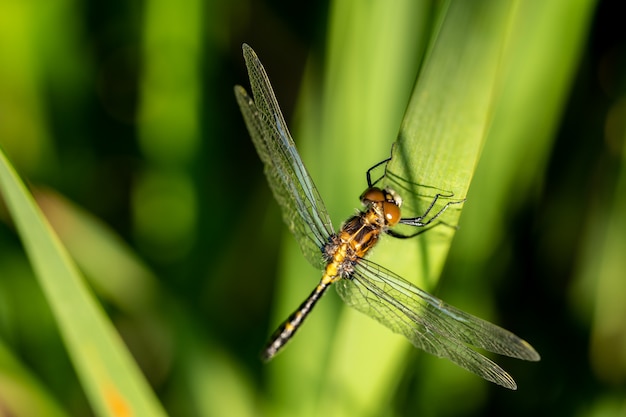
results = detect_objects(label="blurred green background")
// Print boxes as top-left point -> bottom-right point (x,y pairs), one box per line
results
1,0 -> 625,416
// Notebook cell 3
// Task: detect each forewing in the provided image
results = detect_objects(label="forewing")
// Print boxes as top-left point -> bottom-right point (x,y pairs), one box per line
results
234,44 -> 334,268
336,259 -> 539,389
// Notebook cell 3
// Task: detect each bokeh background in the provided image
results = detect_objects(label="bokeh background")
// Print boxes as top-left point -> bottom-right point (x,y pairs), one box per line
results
1,0 -> 625,416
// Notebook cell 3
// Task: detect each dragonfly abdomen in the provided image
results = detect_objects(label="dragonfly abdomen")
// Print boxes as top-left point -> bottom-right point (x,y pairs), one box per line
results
262,236 -> 370,361
261,278 -> 333,361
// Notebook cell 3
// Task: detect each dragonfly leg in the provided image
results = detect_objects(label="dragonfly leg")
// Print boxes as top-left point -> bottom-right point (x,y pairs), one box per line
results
390,195 -> 465,239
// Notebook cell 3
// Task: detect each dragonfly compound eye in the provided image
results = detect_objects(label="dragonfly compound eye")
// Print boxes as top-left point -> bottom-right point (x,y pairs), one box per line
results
382,201 -> 401,226
360,187 -> 385,204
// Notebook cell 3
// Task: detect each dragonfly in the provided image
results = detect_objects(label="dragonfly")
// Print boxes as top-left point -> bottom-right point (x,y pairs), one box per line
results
234,43 -> 539,390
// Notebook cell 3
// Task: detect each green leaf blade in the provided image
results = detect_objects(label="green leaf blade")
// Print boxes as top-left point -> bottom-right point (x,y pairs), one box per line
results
0,148 -> 168,417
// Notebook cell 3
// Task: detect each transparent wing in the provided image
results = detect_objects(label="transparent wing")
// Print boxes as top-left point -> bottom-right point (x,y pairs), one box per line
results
336,260 -> 540,390
234,44 -> 334,268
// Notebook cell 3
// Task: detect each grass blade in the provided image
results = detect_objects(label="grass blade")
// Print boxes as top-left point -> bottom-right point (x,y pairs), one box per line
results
0,148 -> 168,417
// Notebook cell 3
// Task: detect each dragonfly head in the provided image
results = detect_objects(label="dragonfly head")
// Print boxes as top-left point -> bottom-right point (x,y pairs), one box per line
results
360,187 -> 402,226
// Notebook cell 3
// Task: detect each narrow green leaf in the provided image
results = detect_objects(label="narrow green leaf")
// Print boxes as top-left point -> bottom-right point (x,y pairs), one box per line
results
0,148 -> 167,417
321,1 -> 518,414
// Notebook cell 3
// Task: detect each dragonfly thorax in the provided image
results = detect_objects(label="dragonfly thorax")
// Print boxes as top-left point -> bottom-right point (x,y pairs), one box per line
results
322,188 -> 403,278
